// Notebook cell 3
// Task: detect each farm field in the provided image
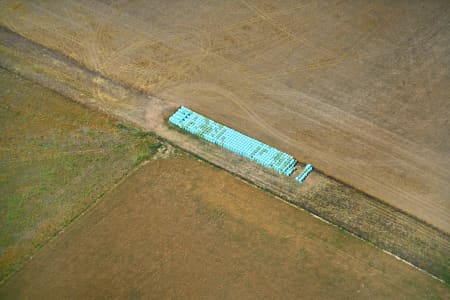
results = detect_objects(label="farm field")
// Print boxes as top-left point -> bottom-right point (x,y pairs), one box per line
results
1,156 -> 448,299
0,0 -> 448,232
0,68 -> 163,281
0,0 -> 449,295
0,35 -> 449,283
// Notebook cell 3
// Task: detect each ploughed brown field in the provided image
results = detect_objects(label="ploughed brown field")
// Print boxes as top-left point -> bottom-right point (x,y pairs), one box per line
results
0,0 -> 448,232
1,156 -> 448,299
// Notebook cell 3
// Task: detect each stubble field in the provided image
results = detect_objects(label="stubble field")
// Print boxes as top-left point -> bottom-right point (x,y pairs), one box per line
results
0,0 -> 448,231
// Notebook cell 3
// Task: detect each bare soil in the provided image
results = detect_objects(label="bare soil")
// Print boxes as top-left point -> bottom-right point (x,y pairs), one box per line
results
0,0 -> 448,231
0,156 -> 448,299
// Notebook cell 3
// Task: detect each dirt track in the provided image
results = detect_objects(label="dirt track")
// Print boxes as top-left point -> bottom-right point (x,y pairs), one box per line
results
1,156 -> 448,299
0,0 -> 448,231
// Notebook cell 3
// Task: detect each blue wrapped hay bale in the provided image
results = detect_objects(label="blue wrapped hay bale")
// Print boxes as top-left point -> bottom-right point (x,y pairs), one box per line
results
296,164 -> 313,183
170,106 -> 297,176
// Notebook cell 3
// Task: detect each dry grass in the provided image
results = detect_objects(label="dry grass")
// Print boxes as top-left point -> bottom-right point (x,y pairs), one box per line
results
0,68 -> 163,281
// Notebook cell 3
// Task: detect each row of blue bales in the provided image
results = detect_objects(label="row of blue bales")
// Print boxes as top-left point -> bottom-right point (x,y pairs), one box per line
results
169,106 -> 313,182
